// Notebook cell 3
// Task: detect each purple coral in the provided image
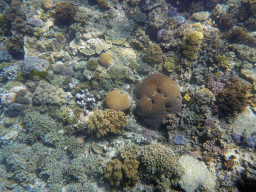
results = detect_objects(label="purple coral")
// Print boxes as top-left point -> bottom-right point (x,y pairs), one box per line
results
168,10 -> 178,17
22,56 -> 49,74
157,28 -> 165,40
174,134 -> 187,145
207,78 -> 225,96
244,136 -> 256,147
141,129 -> 155,143
204,117 -> 216,128
27,18 -> 43,27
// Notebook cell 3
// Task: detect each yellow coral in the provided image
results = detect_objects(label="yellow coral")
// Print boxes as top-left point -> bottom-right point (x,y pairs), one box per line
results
182,31 -> 203,60
88,109 -> 126,137
105,89 -> 131,111
184,93 -> 191,102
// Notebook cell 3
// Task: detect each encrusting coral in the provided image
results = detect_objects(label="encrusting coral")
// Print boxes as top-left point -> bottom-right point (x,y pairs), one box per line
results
32,81 -> 67,105
143,43 -> 162,65
88,109 -> 126,137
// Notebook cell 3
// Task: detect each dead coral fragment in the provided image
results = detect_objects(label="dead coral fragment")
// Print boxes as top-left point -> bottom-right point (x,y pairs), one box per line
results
88,109 -> 126,137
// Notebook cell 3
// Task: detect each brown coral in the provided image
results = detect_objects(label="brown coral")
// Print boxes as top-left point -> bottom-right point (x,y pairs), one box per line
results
104,145 -> 140,188
216,76 -> 249,116
88,109 -> 126,137
54,2 -> 78,26
104,158 -> 123,186
98,53 -> 112,68
134,74 -> 182,128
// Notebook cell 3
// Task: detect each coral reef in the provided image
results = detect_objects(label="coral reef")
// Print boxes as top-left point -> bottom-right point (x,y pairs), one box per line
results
22,108 -> 60,143
75,88 -> 96,110
134,74 -> 182,128
88,109 -> 127,137
0,0 -> 255,191
104,145 -> 140,188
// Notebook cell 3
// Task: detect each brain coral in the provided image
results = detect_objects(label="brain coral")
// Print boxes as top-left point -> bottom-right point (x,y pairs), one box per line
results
32,81 -> 67,105
134,74 -> 182,128
88,109 -> 126,137
105,89 -> 131,111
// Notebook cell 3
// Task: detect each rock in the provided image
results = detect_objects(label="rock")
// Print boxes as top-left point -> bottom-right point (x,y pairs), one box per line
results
240,60 -> 256,83
232,106 -> 256,136
179,155 -> 216,192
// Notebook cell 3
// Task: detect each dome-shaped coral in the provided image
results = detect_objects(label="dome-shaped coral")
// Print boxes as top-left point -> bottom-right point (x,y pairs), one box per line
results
98,53 -> 112,68
134,74 -> 182,128
105,89 -> 131,111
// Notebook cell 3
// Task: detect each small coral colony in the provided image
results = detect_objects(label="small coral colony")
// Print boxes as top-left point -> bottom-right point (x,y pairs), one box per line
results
0,0 -> 256,191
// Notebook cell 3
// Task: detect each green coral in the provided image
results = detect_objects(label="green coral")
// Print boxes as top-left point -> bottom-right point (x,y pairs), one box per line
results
96,0 -> 110,9
143,43 -> 163,65
22,108 -> 61,143
129,60 -> 139,69
57,105 -> 71,124
140,143 -> 184,178
0,13 -> 9,35
182,31 -> 203,60
216,55 -> 229,69
30,70 -> 48,80
163,57 -> 177,72
108,66 -> 128,84
33,27 -> 43,37
87,58 -> 98,70
92,71 -> 112,90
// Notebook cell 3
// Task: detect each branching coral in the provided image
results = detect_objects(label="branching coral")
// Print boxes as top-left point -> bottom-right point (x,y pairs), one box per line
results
143,43 -> 162,65
182,31 -> 203,60
140,143 -> 184,178
104,145 -> 140,188
216,76 -> 249,116
54,2 -> 78,26
88,109 -> 126,137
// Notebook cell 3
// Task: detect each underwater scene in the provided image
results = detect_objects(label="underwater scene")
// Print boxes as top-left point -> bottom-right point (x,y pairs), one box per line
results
0,0 -> 256,191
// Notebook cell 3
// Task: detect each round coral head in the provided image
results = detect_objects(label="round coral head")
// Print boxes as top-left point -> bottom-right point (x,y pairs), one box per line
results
106,89 -> 131,111
134,74 -> 182,128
